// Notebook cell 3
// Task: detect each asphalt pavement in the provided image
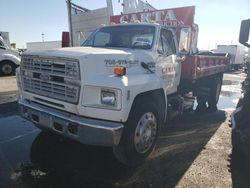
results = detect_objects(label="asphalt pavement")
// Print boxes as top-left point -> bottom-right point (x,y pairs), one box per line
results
0,72 -> 249,188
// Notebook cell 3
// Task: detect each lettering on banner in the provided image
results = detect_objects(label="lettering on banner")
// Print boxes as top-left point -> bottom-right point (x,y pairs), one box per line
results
111,6 -> 195,27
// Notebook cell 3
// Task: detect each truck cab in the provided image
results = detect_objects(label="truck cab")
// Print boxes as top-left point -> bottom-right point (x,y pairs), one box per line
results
18,23 -> 185,165
0,35 -> 20,76
83,23 -> 182,94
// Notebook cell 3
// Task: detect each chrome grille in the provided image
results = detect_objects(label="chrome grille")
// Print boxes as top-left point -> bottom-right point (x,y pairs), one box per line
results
22,56 -> 79,78
21,55 -> 81,104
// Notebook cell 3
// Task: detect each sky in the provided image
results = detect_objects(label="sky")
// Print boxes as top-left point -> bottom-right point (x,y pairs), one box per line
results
0,0 -> 249,49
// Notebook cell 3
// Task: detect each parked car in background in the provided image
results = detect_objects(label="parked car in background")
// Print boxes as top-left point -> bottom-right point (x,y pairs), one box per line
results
0,32 -> 20,76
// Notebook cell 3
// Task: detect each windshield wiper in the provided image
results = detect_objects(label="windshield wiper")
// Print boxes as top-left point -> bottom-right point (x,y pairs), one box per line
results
103,43 -> 130,48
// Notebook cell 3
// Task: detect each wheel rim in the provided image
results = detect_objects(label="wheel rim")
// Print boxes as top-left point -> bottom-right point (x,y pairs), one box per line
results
2,64 -> 12,74
134,112 -> 157,154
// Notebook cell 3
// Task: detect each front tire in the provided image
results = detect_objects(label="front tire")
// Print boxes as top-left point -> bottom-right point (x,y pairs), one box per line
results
113,97 -> 161,166
0,61 -> 15,76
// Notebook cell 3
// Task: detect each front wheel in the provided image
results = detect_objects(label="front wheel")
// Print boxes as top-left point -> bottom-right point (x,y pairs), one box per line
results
113,97 -> 161,166
0,61 -> 15,76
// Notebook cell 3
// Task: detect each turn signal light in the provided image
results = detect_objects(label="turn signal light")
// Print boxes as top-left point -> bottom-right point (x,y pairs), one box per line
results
113,66 -> 126,76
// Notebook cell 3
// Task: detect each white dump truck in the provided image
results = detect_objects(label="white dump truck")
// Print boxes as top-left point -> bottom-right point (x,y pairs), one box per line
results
18,6 -> 229,166
0,31 -> 20,76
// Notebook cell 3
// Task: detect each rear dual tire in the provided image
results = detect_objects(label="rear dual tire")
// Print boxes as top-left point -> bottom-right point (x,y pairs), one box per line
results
207,76 -> 222,111
196,75 -> 222,113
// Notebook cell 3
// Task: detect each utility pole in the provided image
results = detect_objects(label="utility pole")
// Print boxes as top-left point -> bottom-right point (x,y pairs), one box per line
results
41,33 -> 44,42
67,0 -> 73,47
106,0 -> 113,16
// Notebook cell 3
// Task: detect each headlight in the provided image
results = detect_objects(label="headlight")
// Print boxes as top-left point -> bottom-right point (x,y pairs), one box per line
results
101,89 -> 116,106
82,86 -> 121,110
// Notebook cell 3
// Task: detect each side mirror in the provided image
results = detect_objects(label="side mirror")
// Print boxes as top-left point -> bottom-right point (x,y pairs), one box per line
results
179,27 -> 192,55
239,19 -> 250,48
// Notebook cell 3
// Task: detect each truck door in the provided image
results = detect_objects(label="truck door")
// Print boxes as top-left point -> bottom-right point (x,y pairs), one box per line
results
156,28 -> 180,94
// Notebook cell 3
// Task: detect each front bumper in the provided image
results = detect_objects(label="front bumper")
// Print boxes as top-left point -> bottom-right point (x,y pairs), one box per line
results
19,99 -> 124,146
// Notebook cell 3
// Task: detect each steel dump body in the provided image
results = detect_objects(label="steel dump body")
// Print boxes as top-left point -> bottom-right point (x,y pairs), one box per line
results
181,55 -> 229,82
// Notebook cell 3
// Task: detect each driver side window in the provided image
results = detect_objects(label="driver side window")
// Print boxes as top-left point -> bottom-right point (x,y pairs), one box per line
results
157,29 -> 176,56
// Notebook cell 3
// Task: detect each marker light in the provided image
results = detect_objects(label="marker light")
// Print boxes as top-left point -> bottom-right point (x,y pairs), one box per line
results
113,66 -> 126,76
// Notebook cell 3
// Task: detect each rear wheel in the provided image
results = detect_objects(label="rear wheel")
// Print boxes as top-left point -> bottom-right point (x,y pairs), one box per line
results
207,76 -> 222,111
195,95 -> 207,114
0,61 -> 15,76
113,97 -> 161,166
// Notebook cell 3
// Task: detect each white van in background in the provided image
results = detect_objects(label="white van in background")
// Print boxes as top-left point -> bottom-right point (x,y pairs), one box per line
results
215,45 -> 245,70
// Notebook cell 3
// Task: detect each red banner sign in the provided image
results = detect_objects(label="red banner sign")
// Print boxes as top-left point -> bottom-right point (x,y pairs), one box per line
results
110,6 -> 195,27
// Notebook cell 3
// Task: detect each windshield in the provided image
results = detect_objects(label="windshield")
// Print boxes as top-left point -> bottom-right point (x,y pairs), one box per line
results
0,36 -> 8,49
82,25 -> 155,49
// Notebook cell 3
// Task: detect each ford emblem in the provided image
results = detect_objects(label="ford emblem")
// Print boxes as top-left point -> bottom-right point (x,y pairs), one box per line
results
40,73 -> 50,81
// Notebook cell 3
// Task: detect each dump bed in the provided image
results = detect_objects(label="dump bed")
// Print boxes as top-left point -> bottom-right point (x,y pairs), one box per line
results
181,55 -> 229,82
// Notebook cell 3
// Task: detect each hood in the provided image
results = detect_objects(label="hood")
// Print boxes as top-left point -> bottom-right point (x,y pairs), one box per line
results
24,47 -> 134,59
23,46 -> 154,78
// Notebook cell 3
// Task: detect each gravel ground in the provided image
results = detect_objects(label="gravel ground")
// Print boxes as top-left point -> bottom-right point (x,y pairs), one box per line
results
176,114 -> 232,187
0,76 -> 18,105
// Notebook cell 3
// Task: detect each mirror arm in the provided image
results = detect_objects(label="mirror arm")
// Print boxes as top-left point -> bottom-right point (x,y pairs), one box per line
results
176,54 -> 186,62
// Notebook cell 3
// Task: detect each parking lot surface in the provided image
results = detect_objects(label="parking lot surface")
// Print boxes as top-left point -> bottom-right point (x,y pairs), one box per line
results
0,72 -> 250,188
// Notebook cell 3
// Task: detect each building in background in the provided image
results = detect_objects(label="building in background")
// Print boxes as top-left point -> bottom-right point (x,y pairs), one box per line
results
68,0 -> 113,46
68,0 -> 155,46
121,0 -> 155,14
26,41 -> 61,51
